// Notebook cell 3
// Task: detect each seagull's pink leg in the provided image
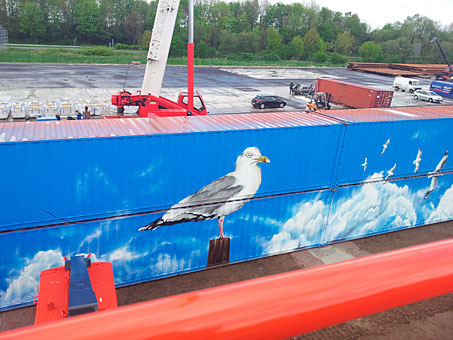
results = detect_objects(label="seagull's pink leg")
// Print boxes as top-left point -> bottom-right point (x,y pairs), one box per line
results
218,217 -> 225,239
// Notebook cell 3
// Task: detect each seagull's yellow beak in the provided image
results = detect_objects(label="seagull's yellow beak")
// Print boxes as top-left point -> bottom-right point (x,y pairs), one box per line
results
256,155 -> 270,163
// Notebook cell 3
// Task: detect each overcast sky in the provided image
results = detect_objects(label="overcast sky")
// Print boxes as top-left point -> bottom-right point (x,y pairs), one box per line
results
276,0 -> 453,30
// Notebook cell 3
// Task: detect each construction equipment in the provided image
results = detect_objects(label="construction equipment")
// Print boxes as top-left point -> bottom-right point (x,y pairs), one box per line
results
111,0 -> 207,117
306,92 -> 331,111
431,37 -> 453,81
34,254 -> 117,324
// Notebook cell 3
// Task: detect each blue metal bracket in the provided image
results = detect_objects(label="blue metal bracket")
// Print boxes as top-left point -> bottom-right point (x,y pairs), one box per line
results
65,255 -> 98,317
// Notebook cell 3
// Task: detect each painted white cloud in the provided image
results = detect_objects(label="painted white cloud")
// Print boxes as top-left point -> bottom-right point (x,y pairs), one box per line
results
324,173 -> 417,242
101,245 -> 148,263
265,198 -> 328,254
151,250 -> 200,276
0,249 -> 64,307
263,173 -> 420,255
426,185 -> 453,223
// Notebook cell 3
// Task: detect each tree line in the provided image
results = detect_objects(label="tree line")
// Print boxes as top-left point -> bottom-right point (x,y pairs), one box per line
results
1,0 -> 452,64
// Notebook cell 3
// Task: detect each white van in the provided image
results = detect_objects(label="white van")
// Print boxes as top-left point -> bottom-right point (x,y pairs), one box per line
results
393,77 -> 422,93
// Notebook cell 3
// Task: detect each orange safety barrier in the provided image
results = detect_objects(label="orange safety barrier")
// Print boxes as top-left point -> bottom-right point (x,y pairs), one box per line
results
1,239 -> 452,340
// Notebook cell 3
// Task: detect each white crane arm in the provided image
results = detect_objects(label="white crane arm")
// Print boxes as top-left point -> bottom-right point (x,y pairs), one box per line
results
141,0 -> 180,96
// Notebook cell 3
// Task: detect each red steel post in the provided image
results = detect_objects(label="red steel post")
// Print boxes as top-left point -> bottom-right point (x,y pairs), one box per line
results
187,42 -> 194,114
1,239 -> 452,340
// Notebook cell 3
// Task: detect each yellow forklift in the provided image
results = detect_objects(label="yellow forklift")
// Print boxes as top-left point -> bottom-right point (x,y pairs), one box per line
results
306,92 -> 331,111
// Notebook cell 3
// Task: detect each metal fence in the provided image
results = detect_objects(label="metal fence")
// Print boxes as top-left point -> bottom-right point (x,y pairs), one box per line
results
0,26 -> 8,49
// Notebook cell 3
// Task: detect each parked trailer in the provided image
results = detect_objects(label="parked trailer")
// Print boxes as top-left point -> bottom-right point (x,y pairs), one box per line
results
0,107 -> 452,311
430,80 -> 453,99
316,78 -> 393,108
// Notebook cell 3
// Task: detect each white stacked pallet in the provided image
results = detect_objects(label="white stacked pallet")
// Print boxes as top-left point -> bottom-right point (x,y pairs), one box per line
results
11,102 -> 27,119
43,101 -> 59,117
28,101 -> 43,118
0,102 -> 10,120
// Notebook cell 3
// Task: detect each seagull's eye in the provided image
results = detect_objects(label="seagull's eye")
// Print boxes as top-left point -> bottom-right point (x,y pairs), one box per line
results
245,152 -> 253,158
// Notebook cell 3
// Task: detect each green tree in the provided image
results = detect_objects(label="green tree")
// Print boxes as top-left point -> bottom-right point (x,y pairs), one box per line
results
73,0 -> 104,43
169,35 -> 186,57
358,41 -> 383,62
195,40 -> 209,58
267,26 -> 281,51
380,37 -> 412,62
218,30 -> 239,53
334,30 -> 354,56
19,1 -> 46,42
290,35 -> 304,60
141,30 -> 152,50
303,25 -> 321,58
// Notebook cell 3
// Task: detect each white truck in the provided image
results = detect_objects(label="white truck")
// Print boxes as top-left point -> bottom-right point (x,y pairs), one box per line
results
393,76 -> 422,93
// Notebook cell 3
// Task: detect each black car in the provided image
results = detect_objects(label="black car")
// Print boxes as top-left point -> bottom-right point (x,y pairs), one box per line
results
252,95 -> 287,109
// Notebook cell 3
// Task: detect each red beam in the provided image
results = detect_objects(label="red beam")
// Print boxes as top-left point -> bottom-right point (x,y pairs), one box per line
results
1,239 -> 452,340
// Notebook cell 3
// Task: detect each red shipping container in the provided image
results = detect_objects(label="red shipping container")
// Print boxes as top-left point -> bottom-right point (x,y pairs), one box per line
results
316,78 -> 393,108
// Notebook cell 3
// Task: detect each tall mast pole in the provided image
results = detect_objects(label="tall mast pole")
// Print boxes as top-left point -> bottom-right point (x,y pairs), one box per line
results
187,0 -> 194,114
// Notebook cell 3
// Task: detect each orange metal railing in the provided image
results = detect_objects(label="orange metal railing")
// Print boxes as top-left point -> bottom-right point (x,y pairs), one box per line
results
1,239 -> 452,340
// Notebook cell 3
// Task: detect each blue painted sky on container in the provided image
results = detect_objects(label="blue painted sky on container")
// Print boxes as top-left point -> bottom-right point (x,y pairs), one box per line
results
1,173 -> 452,310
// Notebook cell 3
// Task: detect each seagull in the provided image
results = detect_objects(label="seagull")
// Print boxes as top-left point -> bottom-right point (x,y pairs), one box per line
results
424,176 -> 438,199
385,163 -> 397,180
424,150 -> 448,199
430,150 -> 448,176
380,138 -> 391,156
139,147 -> 270,238
362,157 -> 367,171
413,148 -> 422,173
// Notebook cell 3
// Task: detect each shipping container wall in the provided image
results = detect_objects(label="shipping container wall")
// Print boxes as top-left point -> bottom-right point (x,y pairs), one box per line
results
0,190 -> 333,310
335,118 -> 453,185
0,125 -> 343,231
322,173 -> 453,244
430,81 -> 453,98
317,78 -> 393,108
1,118 -> 452,310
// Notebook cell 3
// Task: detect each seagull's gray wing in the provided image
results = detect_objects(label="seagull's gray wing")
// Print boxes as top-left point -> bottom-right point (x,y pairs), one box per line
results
140,175 -> 244,230
173,175 -> 243,214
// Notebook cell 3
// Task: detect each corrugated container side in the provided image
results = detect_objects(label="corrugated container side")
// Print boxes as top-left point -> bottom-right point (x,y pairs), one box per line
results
430,81 -> 453,99
324,106 -> 453,122
0,124 -> 343,231
321,173 -> 453,245
2,112 -> 453,311
0,189 -> 331,311
335,119 -> 453,185
316,78 -> 393,108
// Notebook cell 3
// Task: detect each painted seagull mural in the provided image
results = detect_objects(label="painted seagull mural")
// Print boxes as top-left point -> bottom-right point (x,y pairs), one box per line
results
425,150 -> 449,199
385,163 -> 397,180
413,148 -> 422,173
380,138 -> 391,156
139,147 -> 270,238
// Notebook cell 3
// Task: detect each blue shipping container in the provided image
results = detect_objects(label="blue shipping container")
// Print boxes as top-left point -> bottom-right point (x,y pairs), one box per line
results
0,109 -> 452,310
430,80 -> 453,98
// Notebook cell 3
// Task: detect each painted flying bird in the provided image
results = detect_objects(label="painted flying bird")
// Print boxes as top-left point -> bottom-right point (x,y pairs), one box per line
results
380,138 -> 391,156
385,163 -> 397,180
362,157 -> 368,171
424,176 -> 438,200
139,147 -> 270,238
413,148 -> 422,173
430,150 -> 448,175
424,150 -> 449,199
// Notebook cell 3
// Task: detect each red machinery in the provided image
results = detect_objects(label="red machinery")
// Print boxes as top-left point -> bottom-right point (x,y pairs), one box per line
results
111,90 -> 207,117
34,255 -> 117,325
111,0 -> 207,118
